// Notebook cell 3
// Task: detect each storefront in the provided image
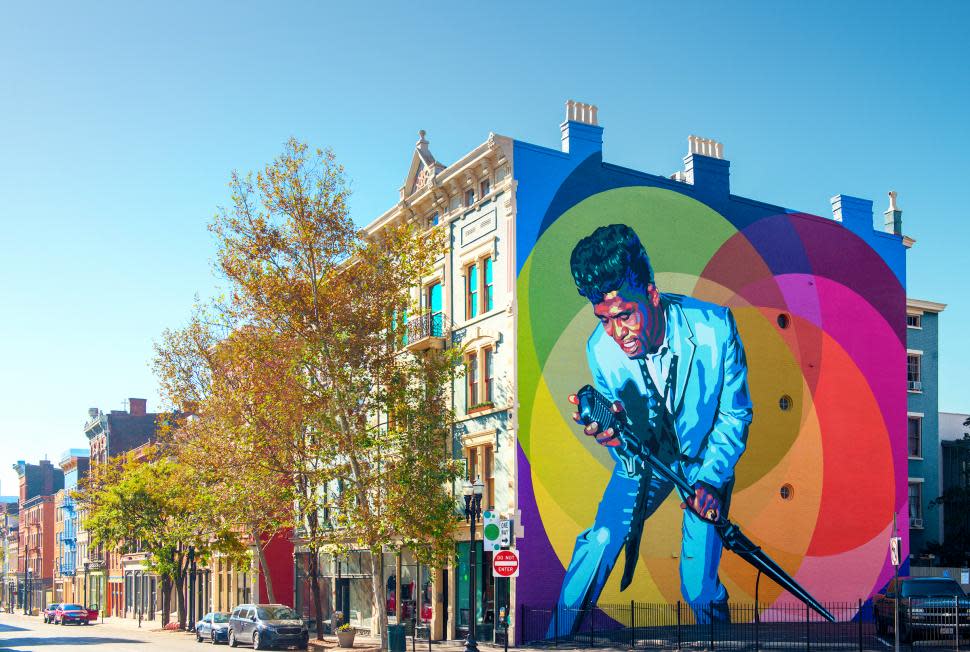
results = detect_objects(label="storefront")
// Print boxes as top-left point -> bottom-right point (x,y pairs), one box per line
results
454,541 -> 510,644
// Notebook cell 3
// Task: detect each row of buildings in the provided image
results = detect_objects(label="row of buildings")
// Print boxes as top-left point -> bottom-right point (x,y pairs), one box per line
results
1,103 -> 967,643
0,399 -> 283,624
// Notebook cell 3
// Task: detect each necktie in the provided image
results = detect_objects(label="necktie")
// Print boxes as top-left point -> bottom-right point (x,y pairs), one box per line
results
620,356 -> 678,590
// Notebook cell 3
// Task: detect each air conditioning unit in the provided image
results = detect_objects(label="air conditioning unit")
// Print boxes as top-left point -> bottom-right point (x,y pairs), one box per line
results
911,517 -> 924,528
908,381 -> 922,391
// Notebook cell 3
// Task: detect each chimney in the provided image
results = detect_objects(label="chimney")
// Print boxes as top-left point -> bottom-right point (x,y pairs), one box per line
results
830,194 -> 873,236
682,135 -> 730,199
128,398 -> 147,416
884,190 -> 903,235
560,100 -> 603,158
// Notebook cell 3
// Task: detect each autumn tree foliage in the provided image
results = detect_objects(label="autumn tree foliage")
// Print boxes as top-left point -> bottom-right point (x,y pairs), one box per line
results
154,139 -> 461,643
74,445 -> 245,629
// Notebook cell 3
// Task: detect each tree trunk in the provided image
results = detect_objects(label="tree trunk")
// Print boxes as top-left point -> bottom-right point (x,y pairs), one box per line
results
371,550 -> 389,650
308,547 -> 324,640
254,531 -> 276,604
160,575 -> 171,627
175,570 -> 187,629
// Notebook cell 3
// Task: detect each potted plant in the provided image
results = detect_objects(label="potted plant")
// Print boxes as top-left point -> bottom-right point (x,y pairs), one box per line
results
336,623 -> 356,648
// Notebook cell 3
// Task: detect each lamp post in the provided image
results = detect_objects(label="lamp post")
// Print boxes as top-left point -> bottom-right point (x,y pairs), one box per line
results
462,477 -> 485,652
83,562 -> 89,609
26,569 -> 32,615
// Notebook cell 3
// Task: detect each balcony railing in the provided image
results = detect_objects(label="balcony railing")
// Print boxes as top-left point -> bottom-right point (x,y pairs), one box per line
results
405,312 -> 446,351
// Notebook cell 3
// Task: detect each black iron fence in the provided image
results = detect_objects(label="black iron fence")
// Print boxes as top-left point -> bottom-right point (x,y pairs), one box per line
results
520,601 -> 888,651
406,311 -> 444,342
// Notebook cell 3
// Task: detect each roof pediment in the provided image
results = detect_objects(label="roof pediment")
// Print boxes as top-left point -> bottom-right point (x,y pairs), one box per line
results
400,130 -> 446,199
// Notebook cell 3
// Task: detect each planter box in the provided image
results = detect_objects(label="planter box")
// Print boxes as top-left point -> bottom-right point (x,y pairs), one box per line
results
336,631 -> 356,648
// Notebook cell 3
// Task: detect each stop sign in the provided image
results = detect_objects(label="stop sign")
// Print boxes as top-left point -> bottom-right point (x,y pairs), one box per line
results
492,549 -> 519,578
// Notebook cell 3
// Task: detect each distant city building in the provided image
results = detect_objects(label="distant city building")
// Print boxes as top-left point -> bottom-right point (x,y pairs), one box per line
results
905,298 -> 946,561
939,412 -> 970,561
1,499 -> 18,610
12,459 -> 65,611
53,449 -> 88,605
79,399 -> 158,618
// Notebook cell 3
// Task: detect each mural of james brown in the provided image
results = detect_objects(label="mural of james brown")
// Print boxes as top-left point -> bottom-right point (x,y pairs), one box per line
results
550,223 -> 753,635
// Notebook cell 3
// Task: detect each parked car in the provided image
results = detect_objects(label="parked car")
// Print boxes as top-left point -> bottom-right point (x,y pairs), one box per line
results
228,603 -> 308,650
54,603 -> 91,625
874,576 -> 970,642
196,611 -> 231,644
87,603 -> 100,622
42,603 -> 60,623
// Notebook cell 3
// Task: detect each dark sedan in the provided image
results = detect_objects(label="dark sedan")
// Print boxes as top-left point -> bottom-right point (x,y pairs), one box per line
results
54,603 -> 91,625
196,611 -> 231,644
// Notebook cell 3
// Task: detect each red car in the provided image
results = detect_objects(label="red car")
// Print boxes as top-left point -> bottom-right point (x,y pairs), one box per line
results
54,603 -> 91,625
42,603 -> 61,623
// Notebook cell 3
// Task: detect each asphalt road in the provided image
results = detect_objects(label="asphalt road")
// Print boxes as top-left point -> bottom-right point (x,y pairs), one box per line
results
0,613 -> 215,651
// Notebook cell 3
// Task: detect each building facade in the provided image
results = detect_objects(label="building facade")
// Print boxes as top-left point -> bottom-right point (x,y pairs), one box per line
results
905,299 -> 946,560
308,101 -> 912,643
1,499 -> 18,610
939,412 -> 970,563
80,399 -> 158,618
53,449 -> 89,605
13,459 -> 64,612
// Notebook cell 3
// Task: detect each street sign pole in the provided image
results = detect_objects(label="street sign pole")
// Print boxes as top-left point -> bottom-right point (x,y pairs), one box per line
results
893,512 -> 900,652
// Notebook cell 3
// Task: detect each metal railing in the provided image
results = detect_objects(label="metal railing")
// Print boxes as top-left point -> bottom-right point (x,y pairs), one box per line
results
406,312 -> 445,342
520,601 -> 879,651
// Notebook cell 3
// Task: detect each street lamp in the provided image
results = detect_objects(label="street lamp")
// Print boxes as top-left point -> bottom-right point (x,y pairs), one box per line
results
83,562 -> 89,609
462,476 -> 485,652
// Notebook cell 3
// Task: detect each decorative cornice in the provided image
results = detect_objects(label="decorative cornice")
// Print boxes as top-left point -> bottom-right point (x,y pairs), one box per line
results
907,298 -> 946,313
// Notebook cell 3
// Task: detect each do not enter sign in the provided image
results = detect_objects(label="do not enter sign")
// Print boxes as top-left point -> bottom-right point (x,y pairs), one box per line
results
493,549 -> 520,578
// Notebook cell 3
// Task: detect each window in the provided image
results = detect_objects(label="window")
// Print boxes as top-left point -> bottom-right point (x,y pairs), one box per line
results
425,282 -> 442,337
467,352 -> 478,407
465,442 -> 495,511
429,211 -> 440,227
908,482 -> 923,526
907,314 -> 921,329
908,417 -> 922,458
467,265 -> 479,319
465,256 -> 494,320
483,257 -> 494,312
466,347 -> 495,411
907,354 -> 922,391
479,178 -> 490,198
465,188 -> 475,206
484,348 -> 494,403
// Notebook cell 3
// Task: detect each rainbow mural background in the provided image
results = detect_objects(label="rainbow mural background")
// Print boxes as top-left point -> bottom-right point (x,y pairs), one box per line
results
513,138 -> 908,620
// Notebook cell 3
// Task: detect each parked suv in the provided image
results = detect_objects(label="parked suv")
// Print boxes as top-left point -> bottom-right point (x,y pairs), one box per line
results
228,603 -> 308,650
874,576 -> 970,642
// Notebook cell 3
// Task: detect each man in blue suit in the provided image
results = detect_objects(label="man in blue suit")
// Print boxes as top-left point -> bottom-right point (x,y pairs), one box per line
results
550,224 -> 753,634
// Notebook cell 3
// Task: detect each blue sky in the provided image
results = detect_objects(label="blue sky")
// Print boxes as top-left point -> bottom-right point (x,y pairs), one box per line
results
1,2 -> 967,495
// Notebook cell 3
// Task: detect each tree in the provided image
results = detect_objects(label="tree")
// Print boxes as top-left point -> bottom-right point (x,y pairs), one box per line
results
74,445 -> 241,628
929,417 -> 970,566
156,139 -> 462,644
155,323 -> 299,604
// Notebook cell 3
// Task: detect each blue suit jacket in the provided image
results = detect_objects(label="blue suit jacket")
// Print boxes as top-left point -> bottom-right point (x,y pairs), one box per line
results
586,293 -> 753,491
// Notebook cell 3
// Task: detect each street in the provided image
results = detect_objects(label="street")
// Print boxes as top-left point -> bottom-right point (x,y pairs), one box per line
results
0,612 -> 212,651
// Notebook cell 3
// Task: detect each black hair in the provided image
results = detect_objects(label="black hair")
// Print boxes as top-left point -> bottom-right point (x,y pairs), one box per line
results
569,224 -> 655,302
